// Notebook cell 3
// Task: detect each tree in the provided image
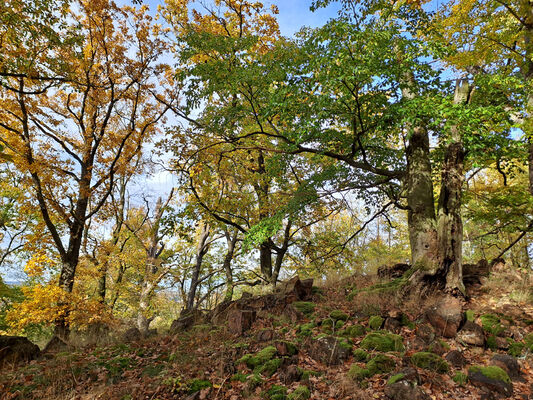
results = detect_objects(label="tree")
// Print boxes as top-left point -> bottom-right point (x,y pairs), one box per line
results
0,0 -> 172,338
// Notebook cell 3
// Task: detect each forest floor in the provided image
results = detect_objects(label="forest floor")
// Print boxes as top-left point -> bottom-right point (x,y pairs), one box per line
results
1,268 -> 532,400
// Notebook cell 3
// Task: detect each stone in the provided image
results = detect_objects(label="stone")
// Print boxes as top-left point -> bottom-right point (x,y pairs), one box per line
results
384,317 -> 402,333
275,340 -> 298,356
411,352 -> 449,373
468,366 -> 513,397
283,304 -> 305,323
428,340 -> 449,356
457,321 -> 485,346
416,323 -> 436,344
170,310 -> 203,334
279,364 -> 302,385
385,381 -> 431,400
490,354 -> 521,381
495,337 -> 509,350
42,335 -> 69,353
276,276 -> 314,301
308,335 -> 351,366
0,335 -> 40,366
227,309 -> 256,335
256,329 -> 275,342
360,332 -> 405,352
425,296 -> 463,338
445,350 -> 467,368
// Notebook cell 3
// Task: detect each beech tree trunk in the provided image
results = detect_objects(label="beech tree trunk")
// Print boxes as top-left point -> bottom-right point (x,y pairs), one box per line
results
223,229 -> 238,301
186,222 -> 210,311
436,79 -> 472,294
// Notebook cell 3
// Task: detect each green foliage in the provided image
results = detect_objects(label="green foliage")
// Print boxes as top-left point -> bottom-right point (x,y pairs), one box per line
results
453,371 -> 468,386
411,352 -> 449,373
187,379 -> 212,394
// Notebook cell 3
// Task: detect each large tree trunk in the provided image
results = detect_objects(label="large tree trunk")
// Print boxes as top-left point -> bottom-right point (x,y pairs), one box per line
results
223,229 -> 238,301
137,282 -> 155,335
436,79 -> 472,294
259,240 -> 273,283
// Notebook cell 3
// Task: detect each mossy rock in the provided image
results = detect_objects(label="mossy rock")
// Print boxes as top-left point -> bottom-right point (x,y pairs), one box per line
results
347,364 -> 371,381
342,324 -> 366,338
360,332 -> 405,352
453,371 -> 467,386
231,373 -> 249,382
508,341 -> 524,357
321,319 -> 334,328
265,384 -> 288,400
399,314 -> 415,329
468,365 -> 511,384
293,302 -> 316,316
366,354 -> 395,375
255,358 -> 282,377
300,369 -> 320,381
480,314 -> 505,336
369,316 -> 384,330
247,374 -> 263,390
353,349 -> 369,362
486,335 -> 497,350
428,339 -> 450,354
335,320 -> 345,330
525,333 -> 533,351
287,385 -> 311,400
187,379 -> 212,394
275,340 -> 298,356
237,346 -> 277,368
330,310 -> 349,321
411,352 -> 449,373
387,373 -> 405,385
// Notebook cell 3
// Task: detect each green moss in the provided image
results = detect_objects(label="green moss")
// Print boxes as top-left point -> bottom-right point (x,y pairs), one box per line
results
321,319 -> 334,328
347,364 -> 371,381
486,335 -> 497,350
293,302 -> 316,316
453,371 -> 467,386
265,385 -> 288,400
400,314 -> 415,329
247,374 -> 263,390
369,316 -> 384,330
335,320 -> 345,330
338,338 -> 352,352
468,366 -> 510,384
387,373 -> 405,385
366,354 -> 395,375
231,373 -> 249,382
465,310 -> 475,322
360,332 -> 405,352
330,310 -> 349,321
276,341 -> 298,356
255,358 -> 282,377
237,346 -> 277,368
428,339 -> 450,353
525,333 -> 533,350
187,379 -> 212,394
287,385 -> 311,400
342,324 -> 366,338
411,352 -> 449,373
508,341 -> 524,357
353,349 -> 369,362
297,322 -> 315,337
480,314 -> 505,335
311,286 -> 323,295
300,369 -> 320,381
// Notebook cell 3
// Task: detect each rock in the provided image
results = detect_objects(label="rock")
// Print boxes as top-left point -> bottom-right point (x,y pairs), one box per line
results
0,335 -> 40,366
385,381 -> 430,400
227,309 -> 256,335
369,315 -> 384,330
490,354 -> 521,381
42,335 -> 69,353
416,323 -> 436,344
122,327 -> 142,342
283,304 -> 305,323
275,340 -> 298,356
256,329 -> 274,342
275,276 -> 314,301
495,337 -> 509,350
279,364 -> 302,384
457,321 -> 485,346
490,258 -> 506,273
445,350 -> 467,368
411,352 -> 449,373
378,263 -> 411,279
428,340 -> 449,356
463,259 -> 491,286
308,335 -> 351,366
398,367 -> 420,384
170,310 -> 204,334
360,332 -> 405,352
468,366 -> 513,397
384,317 -> 402,333
425,296 -> 463,338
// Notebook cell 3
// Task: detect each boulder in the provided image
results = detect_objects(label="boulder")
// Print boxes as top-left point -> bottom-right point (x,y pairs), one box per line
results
42,335 -> 69,353
308,335 -> 351,366
279,364 -> 302,385
490,354 -> 521,381
385,381 -> 430,400
415,323 -> 435,344
445,350 -> 467,368
227,309 -> 256,335
425,296 -> 463,338
0,335 -> 40,366
468,366 -> 513,397
457,321 -> 485,346
378,263 -> 411,279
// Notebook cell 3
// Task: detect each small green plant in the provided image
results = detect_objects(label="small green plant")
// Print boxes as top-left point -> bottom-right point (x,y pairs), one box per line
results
187,379 -> 212,394
453,371 -> 467,386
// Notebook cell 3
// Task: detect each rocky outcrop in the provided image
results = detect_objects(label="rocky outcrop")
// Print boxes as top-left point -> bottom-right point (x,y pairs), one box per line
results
0,335 -> 40,367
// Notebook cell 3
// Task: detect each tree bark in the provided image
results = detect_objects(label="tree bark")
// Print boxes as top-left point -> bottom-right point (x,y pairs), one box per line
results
186,222 -> 210,311
223,229 -> 238,301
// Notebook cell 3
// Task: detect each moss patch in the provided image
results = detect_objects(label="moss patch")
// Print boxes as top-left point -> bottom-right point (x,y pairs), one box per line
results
287,385 -> 311,400
353,349 -> 369,362
347,364 -> 371,381
265,384 -> 288,400
411,352 -> 449,373
465,310 -> 475,322
255,358 -> 282,377
366,354 -> 395,375
480,314 -> 505,336
387,373 -> 405,385
468,366 -> 510,384
187,379 -> 212,394
360,332 -> 405,352
453,371 -> 467,386
508,341 -> 524,357
293,302 -> 316,316
369,316 -> 384,330
330,310 -> 349,321
237,346 -> 277,369
297,322 -> 315,337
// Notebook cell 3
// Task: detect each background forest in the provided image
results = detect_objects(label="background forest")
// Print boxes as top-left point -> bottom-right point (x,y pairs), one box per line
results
0,0 -> 531,346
